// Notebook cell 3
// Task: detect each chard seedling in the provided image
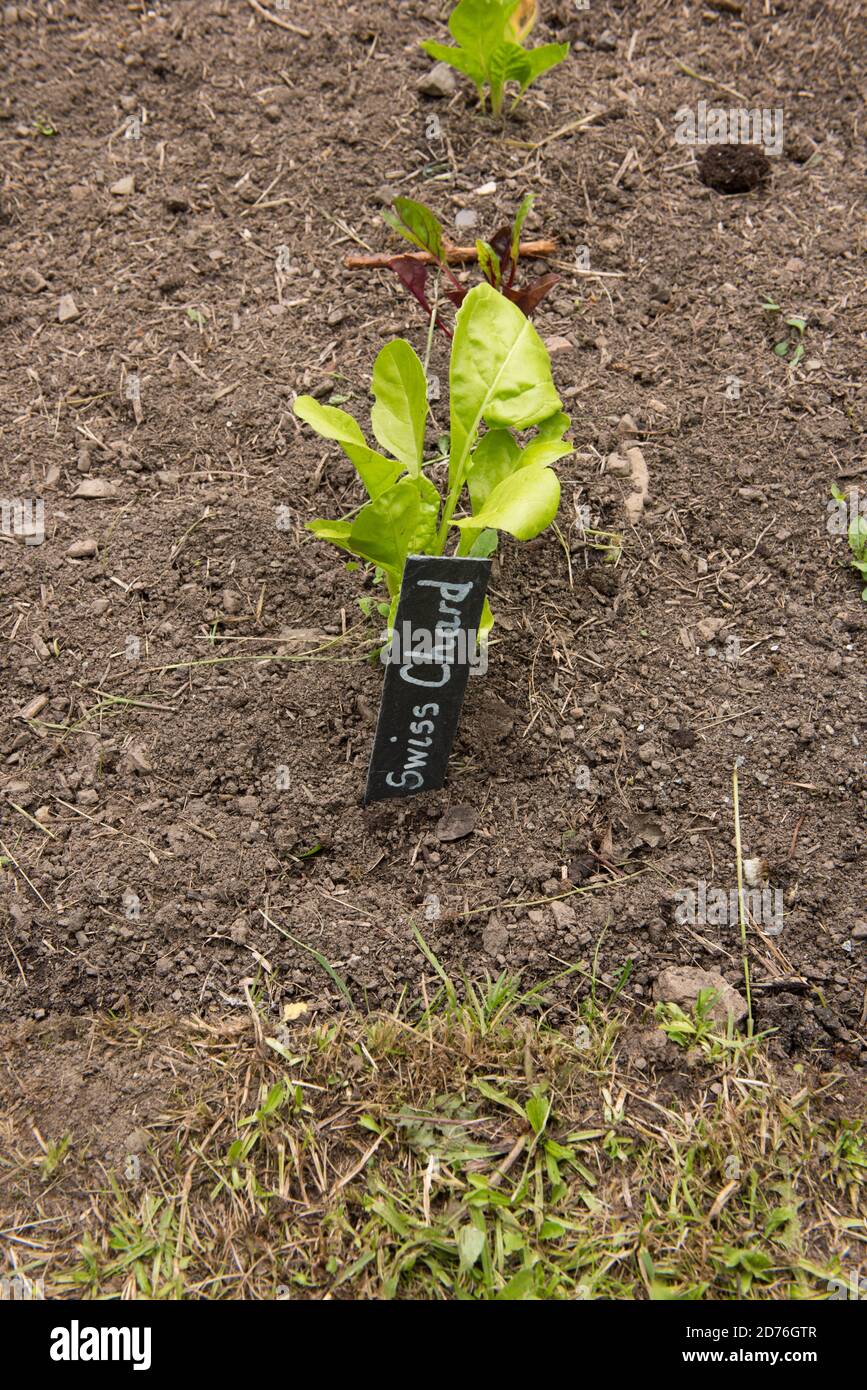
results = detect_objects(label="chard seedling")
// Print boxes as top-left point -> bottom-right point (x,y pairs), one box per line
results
831,485 -> 867,600
294,281 -> 572,634
382,193 -> 557,336
422,0 -> 569,118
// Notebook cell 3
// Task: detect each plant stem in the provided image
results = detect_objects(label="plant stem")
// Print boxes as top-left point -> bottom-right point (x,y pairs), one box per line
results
732,765 -> 754,1036
435,453 -> 472,554
422,274 -> 440,382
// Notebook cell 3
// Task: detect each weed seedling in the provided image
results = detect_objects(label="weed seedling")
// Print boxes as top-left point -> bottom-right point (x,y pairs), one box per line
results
762,299 -> 807,367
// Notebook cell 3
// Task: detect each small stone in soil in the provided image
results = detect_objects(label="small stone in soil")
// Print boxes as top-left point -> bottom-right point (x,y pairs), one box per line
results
18,694 -> 48,720
125,741 -> 152,773
164,188 -> 191,213
417,62 -> 457,98
436,804 -> 477,842
21,267 -> 48,292
73,478 -> 119,499
482,917 -> 508,956
58,294 -> 80,322
67,538 -> 98,558
550,900 -> 576,928
653,966 -> 748,1026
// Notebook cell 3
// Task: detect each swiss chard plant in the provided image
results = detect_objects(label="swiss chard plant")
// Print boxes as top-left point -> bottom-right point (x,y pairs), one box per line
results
293,281 -> 572,634
422,0 -> 569,118
382,193 -> 558,337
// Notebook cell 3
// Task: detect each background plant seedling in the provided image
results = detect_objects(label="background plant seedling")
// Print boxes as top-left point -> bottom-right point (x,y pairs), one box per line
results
761,298 -> 807,367
831,485 -> 867,600
11,980 -> 865,1301
422,0 -> 569,118
381,193 -> 558,338
294,281 -> 573,636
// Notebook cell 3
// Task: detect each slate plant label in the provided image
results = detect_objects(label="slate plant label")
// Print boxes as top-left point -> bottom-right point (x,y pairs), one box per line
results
364,554 -> 492,803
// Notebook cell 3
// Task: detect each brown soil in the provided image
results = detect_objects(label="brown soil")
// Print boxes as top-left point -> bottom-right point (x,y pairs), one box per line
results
1,2 -> 865,1085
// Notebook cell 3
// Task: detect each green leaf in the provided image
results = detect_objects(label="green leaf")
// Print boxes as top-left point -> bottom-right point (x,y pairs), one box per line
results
294,396 -> 403,499
510,192 -> 534,264
467,429 -> 521,512
457,1224 -> 486,1271
448,281 -> 561,496
516,41 -> 569,97
370,339 -> 427,477
461,429 -> 520,556
517,437 -> 573,469
384,197 -> 445,263
487,41 -> 529,114
723,1247 -> 772,1277
449,0 -> 520,62
456,463 -> 560,540
410,474 -> 442,554
850,515 -> 867,559
495,1268 -> 538,1300
468,527 -> 498,558
474,1077 -> 525,1118
307,518 -> 353,549
420,39 -> 486,95
524,1090 -> 550,1136
536,409 -> 571,441
349,478 -> 422,575
385,589 -> 400,634
475,239 -> 502,288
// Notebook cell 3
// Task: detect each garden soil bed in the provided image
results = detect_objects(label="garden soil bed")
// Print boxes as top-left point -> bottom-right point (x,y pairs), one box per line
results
1,2 -> 865,1079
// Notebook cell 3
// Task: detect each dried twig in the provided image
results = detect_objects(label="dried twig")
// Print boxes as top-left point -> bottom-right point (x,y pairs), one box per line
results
731,766 -> 753,1034
672,57 -> 748,104
344,239 -> 557,269
244,0 -> 310,37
